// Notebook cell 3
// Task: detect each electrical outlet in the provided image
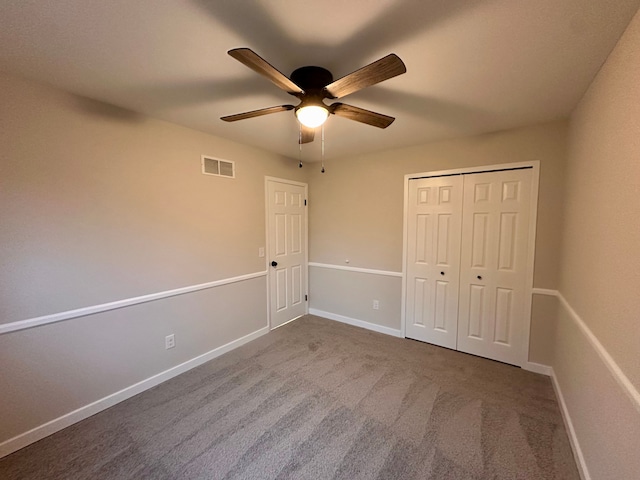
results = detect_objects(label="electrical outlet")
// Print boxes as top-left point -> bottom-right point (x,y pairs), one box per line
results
165,334 -> 175,349
258,247 -> 265,258
373,300 -> 379,310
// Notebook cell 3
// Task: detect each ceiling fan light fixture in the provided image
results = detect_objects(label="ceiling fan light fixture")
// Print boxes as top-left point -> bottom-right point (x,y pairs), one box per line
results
222,48 -> 406,138
296,105 -> 329,128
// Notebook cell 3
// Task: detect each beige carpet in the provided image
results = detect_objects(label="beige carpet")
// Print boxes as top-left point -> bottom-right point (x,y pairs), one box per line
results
0,315 -> 579,479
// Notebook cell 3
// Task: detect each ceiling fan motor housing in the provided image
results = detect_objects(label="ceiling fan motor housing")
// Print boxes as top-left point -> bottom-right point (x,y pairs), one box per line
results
290,66 -> 333,117
290,66 -> 334,92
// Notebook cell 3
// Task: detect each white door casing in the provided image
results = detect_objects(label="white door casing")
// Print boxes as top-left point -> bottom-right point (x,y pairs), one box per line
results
402,163 -> 538,367
266,178 -> 308,329
457,169 -> 532,365
405,176 -> 463,349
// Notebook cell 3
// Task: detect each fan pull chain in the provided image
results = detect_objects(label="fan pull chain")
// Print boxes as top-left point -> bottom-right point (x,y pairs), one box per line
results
321,124 -> 325,173
298,124 -> 303,168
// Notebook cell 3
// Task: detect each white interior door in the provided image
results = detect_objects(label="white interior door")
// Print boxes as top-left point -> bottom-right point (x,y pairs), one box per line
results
267,178 -> 308,329
457,169 -> 532,365
405,176 -> 463,349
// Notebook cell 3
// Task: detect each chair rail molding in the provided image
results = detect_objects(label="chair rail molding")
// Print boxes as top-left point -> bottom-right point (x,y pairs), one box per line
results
0,271 -> 267,335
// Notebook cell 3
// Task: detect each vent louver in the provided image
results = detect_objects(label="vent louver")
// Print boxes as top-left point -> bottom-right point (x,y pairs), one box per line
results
202,156 -> 235,178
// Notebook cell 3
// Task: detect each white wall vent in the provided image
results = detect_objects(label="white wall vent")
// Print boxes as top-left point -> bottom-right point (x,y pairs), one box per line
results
201,155 -> 235,178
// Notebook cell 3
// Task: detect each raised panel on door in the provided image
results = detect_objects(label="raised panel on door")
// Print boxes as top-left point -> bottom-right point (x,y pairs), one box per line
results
274,213 -> 287,256
275,268 -> 288,312
267,180 -> 307,329
291,265 -> 302,306
405,176 -> 463,349
457,169 -> 532,365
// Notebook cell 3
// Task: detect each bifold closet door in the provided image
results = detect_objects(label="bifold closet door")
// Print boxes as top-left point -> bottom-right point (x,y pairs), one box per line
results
457,169 -> 532,365
405,176 -> 463,349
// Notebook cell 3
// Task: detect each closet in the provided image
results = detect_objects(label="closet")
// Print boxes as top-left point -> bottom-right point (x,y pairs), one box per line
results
404,167 -> 534,366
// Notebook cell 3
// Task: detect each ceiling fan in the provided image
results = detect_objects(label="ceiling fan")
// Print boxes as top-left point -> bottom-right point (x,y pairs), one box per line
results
221,48 -> 407,144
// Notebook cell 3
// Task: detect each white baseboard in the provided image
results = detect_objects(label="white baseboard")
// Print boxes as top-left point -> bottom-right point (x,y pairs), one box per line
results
309,308 -> 403,338
270,314 -> 304,330
523,361 -> 552,376
550,368 -> 591,480
0,325 -> 269,459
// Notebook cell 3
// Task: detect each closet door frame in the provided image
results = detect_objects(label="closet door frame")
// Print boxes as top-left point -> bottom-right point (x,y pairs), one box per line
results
401,161 -> 540,368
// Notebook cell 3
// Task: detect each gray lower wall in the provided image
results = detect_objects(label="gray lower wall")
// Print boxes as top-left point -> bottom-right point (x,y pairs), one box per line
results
0,276 -> 267,445
552,298 -> 640,480
309,267 -> 402,331
529,294 -> 558,366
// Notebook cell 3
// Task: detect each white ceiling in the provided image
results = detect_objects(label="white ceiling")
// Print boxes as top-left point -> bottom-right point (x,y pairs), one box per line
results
1,0 -> 638,161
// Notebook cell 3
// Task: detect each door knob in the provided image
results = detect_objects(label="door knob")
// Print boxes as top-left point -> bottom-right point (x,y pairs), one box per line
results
271,261 -> 278,267
440,271 -> 445,276
477,275 -> 482,280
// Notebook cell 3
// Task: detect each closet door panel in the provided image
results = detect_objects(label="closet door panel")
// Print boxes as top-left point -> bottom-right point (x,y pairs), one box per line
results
405,176 -> 463,348
457,169 -> 532,365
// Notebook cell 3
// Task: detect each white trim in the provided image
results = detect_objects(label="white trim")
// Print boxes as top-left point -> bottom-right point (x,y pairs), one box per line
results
556,292 -> 640,413
400,171 -> 410,341
522,162 -> 540,367
400,160 -> 541,370
550,368 -> 591,480
270,314 -> 304,330
264,176 -> 308,188
402,161 -> 539,180
0,325 -> 269,459
265,177 -> 309,330
0,271 -> 267,336
523,361 -> 553,376
532,287 -> 559,296
309,308 -> 403,338
308,262 -> 402,278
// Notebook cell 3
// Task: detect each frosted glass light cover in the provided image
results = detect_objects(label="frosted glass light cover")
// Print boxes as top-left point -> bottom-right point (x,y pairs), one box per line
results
296,105 -> 329,128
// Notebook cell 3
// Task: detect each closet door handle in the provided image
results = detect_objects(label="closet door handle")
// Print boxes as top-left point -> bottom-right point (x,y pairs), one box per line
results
271,261 -> 278,267
477,275 -> 482,280
440,271 -> 445,276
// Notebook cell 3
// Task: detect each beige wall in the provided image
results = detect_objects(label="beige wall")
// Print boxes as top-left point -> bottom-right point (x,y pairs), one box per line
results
560,8 -> 640,390
308,120 -> 567,288
0,73 -> 305,324
551,8 -> 640,479
0,73 -> 305,447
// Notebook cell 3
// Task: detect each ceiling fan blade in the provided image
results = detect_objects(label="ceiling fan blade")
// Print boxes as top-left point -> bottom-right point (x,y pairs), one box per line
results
299,125 -> 315,144
324,54 -> 406,99
330,103 -> 395,128
221,105 -> 294,122
228,48 -> 304,95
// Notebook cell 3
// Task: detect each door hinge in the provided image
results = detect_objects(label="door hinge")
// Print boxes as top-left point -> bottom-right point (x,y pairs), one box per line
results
305,294 -> 308,301
304,199 -> 307,206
